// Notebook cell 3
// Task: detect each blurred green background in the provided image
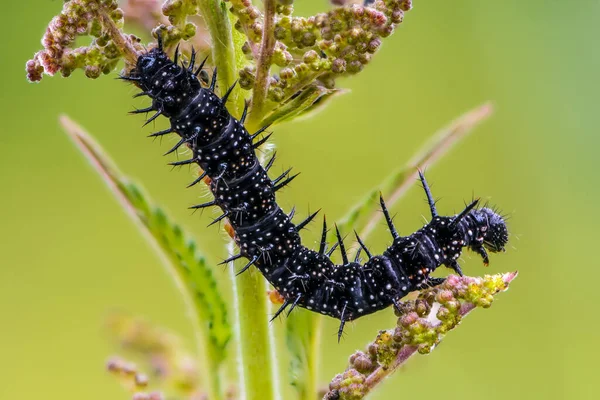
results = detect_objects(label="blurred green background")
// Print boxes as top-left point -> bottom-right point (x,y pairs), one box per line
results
2,0 -> 598,399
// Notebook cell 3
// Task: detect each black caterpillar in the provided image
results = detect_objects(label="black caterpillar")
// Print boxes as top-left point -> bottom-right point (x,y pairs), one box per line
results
122,37 -> 509,340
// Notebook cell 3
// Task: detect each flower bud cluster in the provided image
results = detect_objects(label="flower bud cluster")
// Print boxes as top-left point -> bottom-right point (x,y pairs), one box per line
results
244,0 -> 413,113
327,368 -> 366,400
26,0 -> 137,82
157,0 -> 200,47
326,273 -> 515,399
120,1 -> 213,57
106,313 -> 201,396
106,312 -> 179,356
228,0 -> 263,44
107,356 -> 158,397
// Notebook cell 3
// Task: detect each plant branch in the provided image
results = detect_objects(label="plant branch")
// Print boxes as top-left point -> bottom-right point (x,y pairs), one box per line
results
248,0 -> 278,124
324,272 -> 518,400
96,6 -> 139,66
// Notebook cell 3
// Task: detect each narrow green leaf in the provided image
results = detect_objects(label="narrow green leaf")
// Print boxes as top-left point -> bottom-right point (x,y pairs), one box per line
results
338,102 -> 494,245
261,85 -> 347,127
60,115 -> 229,400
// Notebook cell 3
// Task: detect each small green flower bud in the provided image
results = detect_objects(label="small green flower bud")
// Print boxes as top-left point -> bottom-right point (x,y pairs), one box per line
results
249,22 -> 263,42
331,58 -> 346,73
418,343 -> 433,354
355,41 -> 367,53
247,6 -> 260,20
347,60 -> 363,73
274,26 -> 288,41
415,299 -> 430,317
321,26 -> 333,40
347,27 -> 362,45
239,66 -> 256,89
399,311 -> 418,328
104,42 -> 120,59
392,10 -> 404,24
241,41 -> 253,57
84,65 -> 101,79
273,48 -> 293,67
380,25 -> 395,38
182,22 -> 196,39
436,289 -> 455,304
445,299 -> 461,312
294,62 -> 310,76
400,0 -> 413,12
111,8 -> 124,22
436,306 -> 451,321
367,38 -> 382,53
303,49 -> 319,64
301,31 -> 317,47
279,67 -> 295,80
96,35 -> 108,47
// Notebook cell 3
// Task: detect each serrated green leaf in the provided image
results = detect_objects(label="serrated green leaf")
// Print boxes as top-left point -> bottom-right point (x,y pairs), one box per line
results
60,115 -> 230,400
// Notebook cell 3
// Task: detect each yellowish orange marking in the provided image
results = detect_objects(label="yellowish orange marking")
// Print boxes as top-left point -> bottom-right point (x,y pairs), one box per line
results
267,289 -> 285,305
224,220 -> 235,239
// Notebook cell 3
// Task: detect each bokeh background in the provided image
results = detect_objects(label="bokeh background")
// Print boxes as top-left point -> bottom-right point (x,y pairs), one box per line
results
2,0 -> 598,399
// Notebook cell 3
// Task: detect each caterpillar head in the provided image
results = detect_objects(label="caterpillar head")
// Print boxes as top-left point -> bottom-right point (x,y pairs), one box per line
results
474,208 -> 508,253
133,49 -> 168,81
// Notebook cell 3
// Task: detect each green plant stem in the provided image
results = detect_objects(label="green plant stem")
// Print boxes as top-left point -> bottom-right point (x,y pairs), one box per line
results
198,0 -> 240,114
227,243 -> 280,400
197,2 -> 279,397
304,315 -> 323,400
249,0 -> 277,124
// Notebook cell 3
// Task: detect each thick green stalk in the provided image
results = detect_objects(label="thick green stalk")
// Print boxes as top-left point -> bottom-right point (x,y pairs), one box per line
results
198,0 -> 242,114
227,243 -> 281,400
198,2 -> 279,398
300,315 -> 324,400
304,315 -> 323,400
